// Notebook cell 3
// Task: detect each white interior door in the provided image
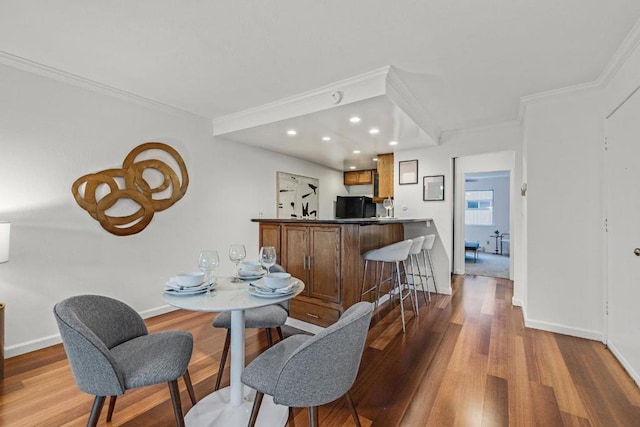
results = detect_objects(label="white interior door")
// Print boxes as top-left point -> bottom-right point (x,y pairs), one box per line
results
605,88 -> 640,386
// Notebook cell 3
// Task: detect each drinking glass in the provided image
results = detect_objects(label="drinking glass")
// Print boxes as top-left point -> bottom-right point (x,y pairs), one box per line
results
383,197 -> 394,218
259,246 -> 277,274
198,250 -> 219,286
229,244 -> 246,282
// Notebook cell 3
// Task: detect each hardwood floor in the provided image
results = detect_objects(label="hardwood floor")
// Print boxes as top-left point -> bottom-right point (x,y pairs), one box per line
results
2,275 -> 639,426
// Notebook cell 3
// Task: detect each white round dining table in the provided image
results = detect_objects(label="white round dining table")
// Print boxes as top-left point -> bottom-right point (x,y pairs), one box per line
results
163,276 -> 304,427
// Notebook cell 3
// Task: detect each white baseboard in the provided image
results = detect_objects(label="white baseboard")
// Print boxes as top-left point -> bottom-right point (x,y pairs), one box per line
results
5,304 -> 179,358
607,341 -> 640,388
524,317 -> 603,341
512,297 -> 523,307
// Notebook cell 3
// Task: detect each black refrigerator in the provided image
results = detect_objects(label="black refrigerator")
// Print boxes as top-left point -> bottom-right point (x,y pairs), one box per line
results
335,196 -> 376,218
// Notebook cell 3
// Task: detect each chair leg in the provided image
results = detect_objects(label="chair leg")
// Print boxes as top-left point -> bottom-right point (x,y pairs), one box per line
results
215,329 -> 231,391
265,328 -> 274,347
427,250 -> 438,294
276,326 -> 284,341
395,261 -> 406,333
88,396 -> 106,427
414,253 -> 429,305
308,406 -> 319,427
248,391 -> 264,427
106,395 -> 117,422
168,379 -> 185,427
344,391 -> 361,427
183,369 -> 197,405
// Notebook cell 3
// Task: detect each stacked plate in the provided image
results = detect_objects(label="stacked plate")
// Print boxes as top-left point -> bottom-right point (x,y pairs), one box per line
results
238,269 -> 266,280
247,280 -> 300,298
164,277 -> 214,296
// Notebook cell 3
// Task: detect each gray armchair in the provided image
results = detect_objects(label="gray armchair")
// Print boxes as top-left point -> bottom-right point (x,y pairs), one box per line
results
241,301 -> 374,427
53,294 -> 196,427
212,263 -> 289,390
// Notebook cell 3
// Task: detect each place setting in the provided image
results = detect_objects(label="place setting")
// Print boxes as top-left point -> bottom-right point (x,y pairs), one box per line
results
247,272 -> 301,298
164,250 -> 220,296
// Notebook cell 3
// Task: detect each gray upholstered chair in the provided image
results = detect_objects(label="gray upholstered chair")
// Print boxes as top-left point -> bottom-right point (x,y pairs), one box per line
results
212,263 -> 289,390
53,295 -> 196,427
241,301 -> 374,427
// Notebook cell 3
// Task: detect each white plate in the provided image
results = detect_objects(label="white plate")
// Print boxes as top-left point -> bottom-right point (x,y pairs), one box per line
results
238,270 -> 266,280
247,281 -> 300,298
164,288 -> 209,296
164,281 -> 216,292
165,277 -> 207,289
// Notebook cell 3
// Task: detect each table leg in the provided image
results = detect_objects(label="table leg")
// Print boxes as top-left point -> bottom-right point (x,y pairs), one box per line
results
229,310 -> 245,407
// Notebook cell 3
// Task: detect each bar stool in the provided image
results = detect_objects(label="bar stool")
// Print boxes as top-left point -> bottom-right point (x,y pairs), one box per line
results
360,239 -> 415,333
421,234 -> 438,297
407,236 -> 429,309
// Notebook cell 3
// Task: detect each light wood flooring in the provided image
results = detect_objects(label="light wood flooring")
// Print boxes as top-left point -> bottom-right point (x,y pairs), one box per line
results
1,274 -> 639,426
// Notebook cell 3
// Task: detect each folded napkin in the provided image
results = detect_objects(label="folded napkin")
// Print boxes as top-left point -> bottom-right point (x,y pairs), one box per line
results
165,279 -> 211,292
253,281 -> 297,294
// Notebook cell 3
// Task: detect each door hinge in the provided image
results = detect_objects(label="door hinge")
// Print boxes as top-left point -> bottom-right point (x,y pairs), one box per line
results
604,217 -> 608,233
604,136 -> 608,151
606,300 -> 609,315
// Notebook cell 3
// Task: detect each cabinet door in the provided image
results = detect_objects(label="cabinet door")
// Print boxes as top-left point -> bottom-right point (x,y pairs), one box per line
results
375,153 -> 394,201
344,171 -> 359,185
309,226 -> 341,302
281,225 -> 309,289
357,169 -> 373,184
259,224 -> 281,263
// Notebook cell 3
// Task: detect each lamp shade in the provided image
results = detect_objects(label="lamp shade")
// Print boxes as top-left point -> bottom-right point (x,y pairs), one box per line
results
0,222 -> 10,264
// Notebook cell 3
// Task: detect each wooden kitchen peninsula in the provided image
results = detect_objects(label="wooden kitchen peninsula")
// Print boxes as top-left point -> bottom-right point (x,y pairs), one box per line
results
252,218 -> 433,327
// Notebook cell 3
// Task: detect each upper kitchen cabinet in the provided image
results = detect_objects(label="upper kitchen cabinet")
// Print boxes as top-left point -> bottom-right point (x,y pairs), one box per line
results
212,66 -> 440,172
344,169 -> 374,185
374,153 -> 394,202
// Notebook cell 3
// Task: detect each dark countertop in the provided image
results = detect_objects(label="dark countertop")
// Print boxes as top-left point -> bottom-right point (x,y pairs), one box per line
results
251,218 -> 433,225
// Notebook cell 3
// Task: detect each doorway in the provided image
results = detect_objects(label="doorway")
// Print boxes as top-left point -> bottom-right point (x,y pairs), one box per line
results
453,152 -> 515,279
463,171 -> 511,279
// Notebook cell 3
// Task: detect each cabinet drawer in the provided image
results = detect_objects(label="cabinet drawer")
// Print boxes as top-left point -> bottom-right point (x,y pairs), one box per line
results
290,300 -> 341,327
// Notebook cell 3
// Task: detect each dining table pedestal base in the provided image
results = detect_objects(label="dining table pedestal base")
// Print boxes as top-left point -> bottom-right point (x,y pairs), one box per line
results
184,386 -> 288,426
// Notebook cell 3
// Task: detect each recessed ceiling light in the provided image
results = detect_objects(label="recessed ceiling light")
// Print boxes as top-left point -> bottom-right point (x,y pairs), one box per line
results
389,140 -> 398,145
372,158 -> 378,162
369,128 -> 380,135
286,129 -> 297,136
353,150 -> 360,154
322,136 -> 331,141
349,116 -> 361,123
349,166 -> 356,170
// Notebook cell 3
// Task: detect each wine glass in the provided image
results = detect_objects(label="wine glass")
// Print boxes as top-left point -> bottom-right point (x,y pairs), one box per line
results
198,250 -> 219,286
229,244 -> 246,282
259,246 -> 277,274
383,197 -> 394,218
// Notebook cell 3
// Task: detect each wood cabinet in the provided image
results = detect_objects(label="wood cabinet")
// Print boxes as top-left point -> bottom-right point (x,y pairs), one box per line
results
256,219 -> 406,327
374,153 -> 394,202
281,224 -> 341,326
344,169 -> 374,185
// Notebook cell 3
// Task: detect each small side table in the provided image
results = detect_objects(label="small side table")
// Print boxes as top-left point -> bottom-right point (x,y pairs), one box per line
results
491,235 -> 500,254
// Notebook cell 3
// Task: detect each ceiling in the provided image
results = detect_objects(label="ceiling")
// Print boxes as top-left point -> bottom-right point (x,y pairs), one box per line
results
1,1 -> 639,170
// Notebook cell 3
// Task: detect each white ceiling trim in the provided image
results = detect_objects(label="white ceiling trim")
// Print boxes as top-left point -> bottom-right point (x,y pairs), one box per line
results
518,16 -> 640,121
0,50 -> 205,119
212,65 -> 441,145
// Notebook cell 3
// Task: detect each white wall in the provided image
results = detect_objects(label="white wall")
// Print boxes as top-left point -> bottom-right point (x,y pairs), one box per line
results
0,62 -> 344,356
522,88 -> 605,339
393,122 -> 523,297
465,175 -> 510,253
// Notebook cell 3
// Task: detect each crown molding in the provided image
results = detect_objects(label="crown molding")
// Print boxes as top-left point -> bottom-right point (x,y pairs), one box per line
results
212,66 -> 391,135
518,80 -> 601,122
598,17 -> 640,87
212,65 -> 441,146
518,16 -> 640,121
0,50 -> 205,118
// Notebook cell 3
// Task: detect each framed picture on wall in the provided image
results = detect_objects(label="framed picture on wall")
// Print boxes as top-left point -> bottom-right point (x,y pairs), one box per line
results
423,175 -> 445,201
276,171 -> 319,219
399,160 -> 418,185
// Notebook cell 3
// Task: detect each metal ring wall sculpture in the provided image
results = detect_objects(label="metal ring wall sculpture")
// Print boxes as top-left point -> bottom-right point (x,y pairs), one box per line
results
72,142 -> 189,236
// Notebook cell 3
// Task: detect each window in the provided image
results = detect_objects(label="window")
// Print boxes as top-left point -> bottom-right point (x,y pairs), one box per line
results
465,190 -> 494,225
